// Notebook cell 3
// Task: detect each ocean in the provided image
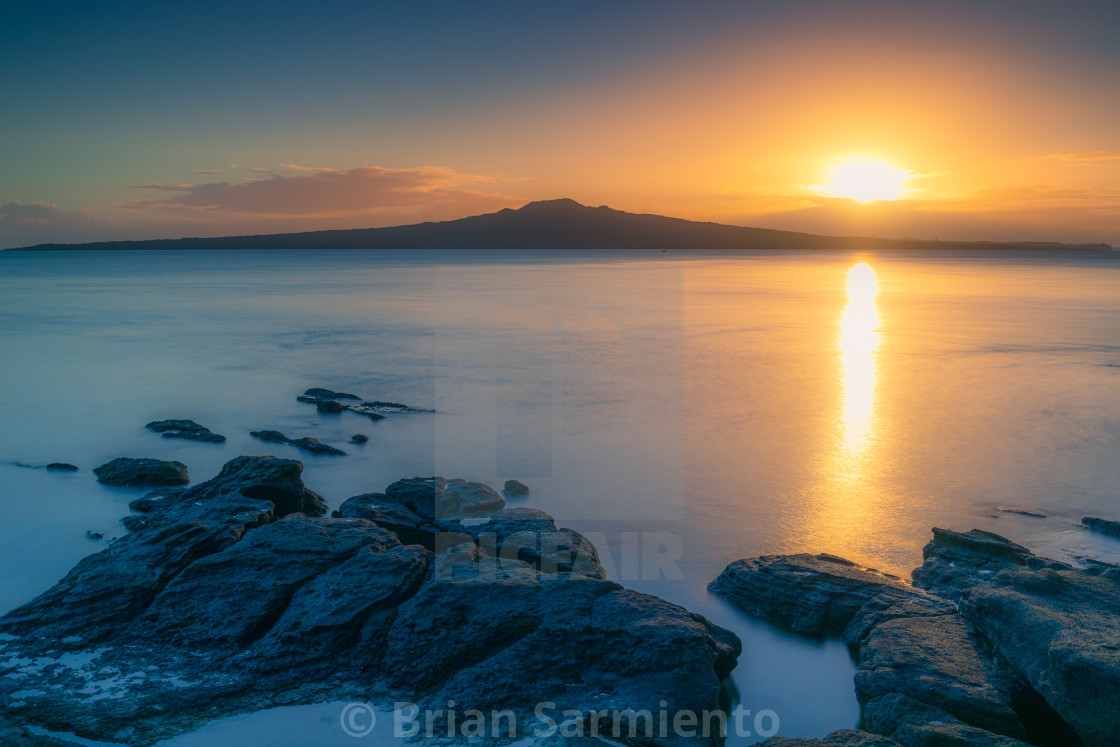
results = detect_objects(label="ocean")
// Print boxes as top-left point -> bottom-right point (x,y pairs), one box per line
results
2,248 -> 1118,745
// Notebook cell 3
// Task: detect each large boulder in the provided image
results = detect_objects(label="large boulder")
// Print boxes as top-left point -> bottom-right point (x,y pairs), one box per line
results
855,617 -> 1024,738
93,457 -> 188,487
914,528 -> 1120,747
0,460 -> 740,746
709,553 -> 943,638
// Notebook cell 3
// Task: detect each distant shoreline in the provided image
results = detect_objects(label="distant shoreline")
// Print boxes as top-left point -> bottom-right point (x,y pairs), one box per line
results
5,199 -> 1114,253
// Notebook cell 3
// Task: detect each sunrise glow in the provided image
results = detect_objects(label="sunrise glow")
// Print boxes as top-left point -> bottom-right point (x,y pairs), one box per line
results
816,159 -> 914,203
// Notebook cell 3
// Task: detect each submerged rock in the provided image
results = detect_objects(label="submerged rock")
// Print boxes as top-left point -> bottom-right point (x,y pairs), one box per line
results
302,387 -> 360,400
145,419 -> 226,443
503,478 -> 530,497
45,463 -> 79,471
250,429 -> 346,456
0,458 -> 740,746
93,457 -> 189,487
350,433 -> 368,443
297,387 -> 433,421
1082,516 -> 1120,538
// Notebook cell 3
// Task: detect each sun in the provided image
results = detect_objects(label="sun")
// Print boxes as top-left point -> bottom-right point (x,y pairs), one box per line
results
814,158 -> 913,202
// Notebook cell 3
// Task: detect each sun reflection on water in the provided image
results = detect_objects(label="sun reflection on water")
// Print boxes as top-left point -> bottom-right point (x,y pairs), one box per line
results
838,262 -> 881,469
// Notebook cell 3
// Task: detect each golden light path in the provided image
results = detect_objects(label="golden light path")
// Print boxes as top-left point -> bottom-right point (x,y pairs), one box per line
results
797,261 -> 886,561
837,262 -> 881,468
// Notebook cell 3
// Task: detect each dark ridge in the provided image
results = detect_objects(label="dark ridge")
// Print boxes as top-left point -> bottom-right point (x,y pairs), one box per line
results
7,199 -> 1115,252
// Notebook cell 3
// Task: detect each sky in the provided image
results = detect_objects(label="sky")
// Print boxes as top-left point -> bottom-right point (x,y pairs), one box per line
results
2,0 -> 1119,248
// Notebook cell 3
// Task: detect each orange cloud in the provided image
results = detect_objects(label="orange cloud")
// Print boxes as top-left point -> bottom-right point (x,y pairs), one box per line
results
1048,150 -> 1120,163
122,164 -> 520,217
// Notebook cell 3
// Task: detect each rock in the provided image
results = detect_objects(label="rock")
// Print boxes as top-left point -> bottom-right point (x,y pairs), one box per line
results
335,492 -> 439,547
757,730 -> 903,746
503,479 -> 530,497
383,476 -> 505,520
2,456 -> 326,644
93,457 -> 189,487
302,387 -> 360,400
383,570 -> 740,746
910,528 -> 1034,600
335,493 -> 605,579
45,463 -> 78,471
84,530 -> 103,541
864,694 -> 1034,747
914,528 -> 1120,747
854,616 -> 1024,738
145,419 -> 226,443
297,388 -> 432,421
709,553 -> 940,637
0,459 -> 740,747
250,429 -> 346,456
996,506 -> 1045,518
1082,516 -> 1120,538
350,433 -> 368,443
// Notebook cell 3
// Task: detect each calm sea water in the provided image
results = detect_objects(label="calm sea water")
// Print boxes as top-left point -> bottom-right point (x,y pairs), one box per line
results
2,248 -> 1119,745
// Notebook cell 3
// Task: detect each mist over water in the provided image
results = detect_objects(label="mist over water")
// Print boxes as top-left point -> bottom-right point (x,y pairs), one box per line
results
2,248 -> 1119,744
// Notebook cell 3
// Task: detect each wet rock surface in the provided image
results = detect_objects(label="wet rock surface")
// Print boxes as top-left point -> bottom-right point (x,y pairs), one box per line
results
863,694 -> 1033,747
144,419 -> 225,443
914,528 -> 1120,747
854,616 -> 1023,738
335,493 -> 606,579
709,553 -> 942,638
93,457 -> 189,487
758,730 -> 903,746
0,457 -> 740,747
714,526 -> 1119,747
45,463 -> 79,471
250,429 -> 346,455
1081,516 -> 1120,538
504,478 -> 531,497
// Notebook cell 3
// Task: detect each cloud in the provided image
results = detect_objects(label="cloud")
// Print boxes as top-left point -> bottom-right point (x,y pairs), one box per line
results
1048,150 -> 1120,163
121,164 -> 519,218
194,168 -> 225,174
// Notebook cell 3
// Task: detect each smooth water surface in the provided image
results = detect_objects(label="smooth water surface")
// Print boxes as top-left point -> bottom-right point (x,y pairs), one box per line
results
2,248 -> 1119,744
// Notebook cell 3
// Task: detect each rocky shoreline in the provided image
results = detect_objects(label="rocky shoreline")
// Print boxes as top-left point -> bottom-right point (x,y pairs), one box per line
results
716,528 -> 1120,747
3,387 -> 1117,746
0,457 -> 739,746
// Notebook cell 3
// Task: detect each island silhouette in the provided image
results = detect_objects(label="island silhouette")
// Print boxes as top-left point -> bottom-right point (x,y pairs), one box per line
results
7,198 -> 1113,252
